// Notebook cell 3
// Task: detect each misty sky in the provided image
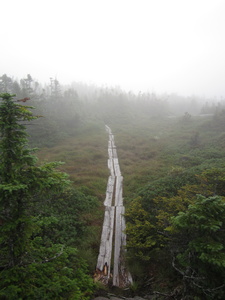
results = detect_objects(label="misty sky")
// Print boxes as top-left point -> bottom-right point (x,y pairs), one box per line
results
1,0 -> 225,97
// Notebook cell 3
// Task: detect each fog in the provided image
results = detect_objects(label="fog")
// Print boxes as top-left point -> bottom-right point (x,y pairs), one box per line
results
1,0 -> 225,98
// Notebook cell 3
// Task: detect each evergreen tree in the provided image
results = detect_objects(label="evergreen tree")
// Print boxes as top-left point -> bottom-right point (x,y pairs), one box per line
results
0,93 -> 39,267
171,195 -> 225,299
0,93 -> 95,299
20,74 -> 34,96
0,75 -> 13,93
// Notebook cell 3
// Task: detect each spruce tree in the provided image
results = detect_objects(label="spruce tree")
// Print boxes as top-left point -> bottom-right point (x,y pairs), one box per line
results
171,195 -> 225,298
0,93 -> 95,299
0,92 -> 71,268
0,93 -> 39,267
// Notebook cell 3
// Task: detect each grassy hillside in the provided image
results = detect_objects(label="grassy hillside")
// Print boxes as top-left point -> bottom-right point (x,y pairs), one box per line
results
110,113 -> 225,198
37,111 -> 225,215
37,122 -> 108,199
35,107 -> 225,298
2,76 -> 225,298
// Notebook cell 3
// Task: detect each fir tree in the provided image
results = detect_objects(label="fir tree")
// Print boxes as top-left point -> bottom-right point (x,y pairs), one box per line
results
0,94 -> 95,299
0,93 -> 40,268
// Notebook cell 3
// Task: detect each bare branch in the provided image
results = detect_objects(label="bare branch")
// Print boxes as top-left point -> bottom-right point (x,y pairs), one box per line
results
40,246 -> 64,264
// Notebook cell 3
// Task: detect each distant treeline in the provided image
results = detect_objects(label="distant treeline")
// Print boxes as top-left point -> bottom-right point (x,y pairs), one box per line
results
1,73 -> 225,146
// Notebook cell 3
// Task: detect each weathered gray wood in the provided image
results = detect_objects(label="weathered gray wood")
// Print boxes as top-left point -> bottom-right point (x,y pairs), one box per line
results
108,147 -> 113,158
108,159 -> 115,177
114,175 -> 123,206
113,205 -> 132,287
96,206 -> 115,278
96,125 -> 132,287
104,176 -> 115,206
113,206 -> 123,286
113,159 -> 121,176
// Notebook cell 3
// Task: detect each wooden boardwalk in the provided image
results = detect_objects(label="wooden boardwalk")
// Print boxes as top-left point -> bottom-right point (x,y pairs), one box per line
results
95,125 -> 132,287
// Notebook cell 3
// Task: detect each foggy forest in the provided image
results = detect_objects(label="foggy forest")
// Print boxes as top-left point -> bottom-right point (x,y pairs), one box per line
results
1,73 -> 225,300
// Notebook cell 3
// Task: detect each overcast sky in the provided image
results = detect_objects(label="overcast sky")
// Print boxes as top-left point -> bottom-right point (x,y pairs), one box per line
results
1,0 -> 225,97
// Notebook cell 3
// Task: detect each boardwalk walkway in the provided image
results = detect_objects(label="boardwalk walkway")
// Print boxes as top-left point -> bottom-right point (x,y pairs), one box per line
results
95,125 -> 132,287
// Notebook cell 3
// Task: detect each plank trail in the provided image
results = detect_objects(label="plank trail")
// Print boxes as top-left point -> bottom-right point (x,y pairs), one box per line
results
95,125 -> 132,287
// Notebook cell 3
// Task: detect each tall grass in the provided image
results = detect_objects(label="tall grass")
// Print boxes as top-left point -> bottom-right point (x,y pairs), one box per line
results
37,122 -> 109,200
37,114 -> 222,204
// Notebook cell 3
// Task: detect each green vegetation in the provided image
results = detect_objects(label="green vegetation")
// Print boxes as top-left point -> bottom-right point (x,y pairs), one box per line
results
1,74 -> 225,299
123,117 -> 225,298
171,195 -> 225,299
0,93 -> 96,299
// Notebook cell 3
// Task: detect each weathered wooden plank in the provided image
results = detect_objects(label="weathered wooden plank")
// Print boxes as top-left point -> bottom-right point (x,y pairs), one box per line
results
112,147 -> 117,158
105,125 -> 112,135
104,176 -> 115,206
108,158 -> 115,177
121,206 -> 127,248
113,206 -> 123,286
108,147 -> 113,158
109,136 -> 114,145
113,158 -> 121,176
114,176 -> 123,207
96,125 -> 132,287
113,206 -> 132,287
96,206 -> 115,277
